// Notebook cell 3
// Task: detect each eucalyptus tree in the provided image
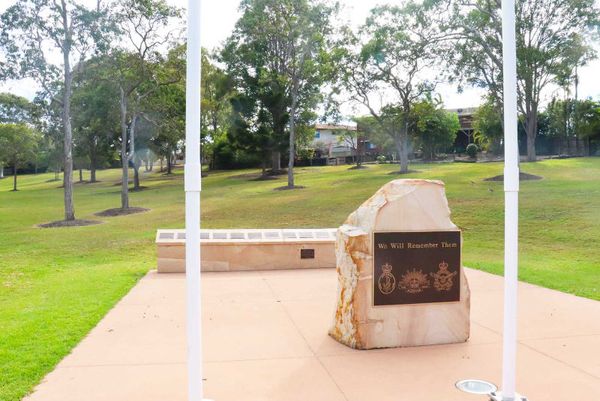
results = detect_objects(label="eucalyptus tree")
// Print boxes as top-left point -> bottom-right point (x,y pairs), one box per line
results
448,0 -> 599,161
71,57 -> 120,183
411,98 -> 459,160
0,123 -> 39,191
221,29 -> 289,175
35,92 -> 66,181
473,97 -> 504,154
0,93 -> 39,178
545,97 -> 600,153
227,93 -> 275,175
201,50 -> 233,170
110,0 -> 182,207
223,0 -> 337,188
576,100 -> 600,142
0,93 -> 38,124
338,2 -> 447,173
0,0 -> 113,220
145,44 -> 186,175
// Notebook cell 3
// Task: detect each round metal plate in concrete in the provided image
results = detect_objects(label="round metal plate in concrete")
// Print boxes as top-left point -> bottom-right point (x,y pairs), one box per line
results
455,379 -> 498,395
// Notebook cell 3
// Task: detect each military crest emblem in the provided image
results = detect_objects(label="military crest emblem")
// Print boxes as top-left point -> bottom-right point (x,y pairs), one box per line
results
431,260 -> 458,291
398,268 -> 430,294
377,263 -> 396,295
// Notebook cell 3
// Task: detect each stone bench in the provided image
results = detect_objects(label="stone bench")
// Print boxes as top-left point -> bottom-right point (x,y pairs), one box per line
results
156,228 -> 336,273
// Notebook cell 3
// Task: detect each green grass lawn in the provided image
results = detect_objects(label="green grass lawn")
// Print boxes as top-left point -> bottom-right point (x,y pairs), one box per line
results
1,158 -> 599,400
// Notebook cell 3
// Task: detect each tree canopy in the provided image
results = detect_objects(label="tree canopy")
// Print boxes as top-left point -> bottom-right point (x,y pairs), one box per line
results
0,123 -> 39,191
337,1 -> 448,173
223,0 -> 337,186
448,0 -> 600,161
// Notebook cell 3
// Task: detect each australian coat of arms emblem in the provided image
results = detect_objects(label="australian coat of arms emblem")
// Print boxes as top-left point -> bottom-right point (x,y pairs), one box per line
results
398,269 -> 430,293
431,260 -> 458,291
377,263 -> 396,295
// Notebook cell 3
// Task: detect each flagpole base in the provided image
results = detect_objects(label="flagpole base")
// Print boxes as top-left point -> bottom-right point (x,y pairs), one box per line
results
489,391 -> 527,401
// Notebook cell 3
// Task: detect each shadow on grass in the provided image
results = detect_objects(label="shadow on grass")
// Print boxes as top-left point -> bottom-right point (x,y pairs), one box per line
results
387,169 -> 421,175
38,219 -> 102,228
94,207 -> 149,217
483,172 -> 543,182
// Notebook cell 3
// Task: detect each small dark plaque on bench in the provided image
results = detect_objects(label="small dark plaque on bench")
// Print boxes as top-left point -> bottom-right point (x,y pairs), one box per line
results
300,249 -> 315,259
373,231 -> 461,306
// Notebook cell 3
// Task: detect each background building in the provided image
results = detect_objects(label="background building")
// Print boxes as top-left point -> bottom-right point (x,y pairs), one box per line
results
446,107 -> 476,153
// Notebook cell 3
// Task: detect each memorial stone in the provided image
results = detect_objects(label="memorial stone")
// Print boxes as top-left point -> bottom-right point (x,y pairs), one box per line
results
330,179 -> 470,349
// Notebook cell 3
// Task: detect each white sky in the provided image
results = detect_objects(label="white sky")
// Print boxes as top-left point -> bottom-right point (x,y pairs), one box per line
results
1,0 -> 599,112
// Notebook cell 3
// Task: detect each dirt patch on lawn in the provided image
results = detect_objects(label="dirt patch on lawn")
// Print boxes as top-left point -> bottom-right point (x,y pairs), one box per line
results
252,175 -> 279,181
265,169 -> 288,176
130,186 -> 149,192
229,171 -> 284,181
230,172 -> 280,181
273,185 -> 306,191
38,219 -> 102,228
387,169 -> 421,175
484,172 -> 543,182
111,182 -> 149,191
348,165 -> 369,170
95,207 -> 149,217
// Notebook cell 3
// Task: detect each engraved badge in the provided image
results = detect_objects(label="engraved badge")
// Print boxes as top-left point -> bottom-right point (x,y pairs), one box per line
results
398,269 -> 431,294
431,260 -> 458,291
377,263 -> 396,295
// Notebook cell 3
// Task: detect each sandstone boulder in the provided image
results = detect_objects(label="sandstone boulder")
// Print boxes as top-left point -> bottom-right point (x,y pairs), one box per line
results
329,179 -> 470,349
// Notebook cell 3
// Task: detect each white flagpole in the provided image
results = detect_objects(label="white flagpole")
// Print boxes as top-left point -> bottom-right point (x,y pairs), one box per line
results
501,0 -> 520,398
185,1 -> 205,400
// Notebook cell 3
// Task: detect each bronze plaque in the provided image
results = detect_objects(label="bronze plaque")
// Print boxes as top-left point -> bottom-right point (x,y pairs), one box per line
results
373,231 -> 461,306
300,248 -> 315,259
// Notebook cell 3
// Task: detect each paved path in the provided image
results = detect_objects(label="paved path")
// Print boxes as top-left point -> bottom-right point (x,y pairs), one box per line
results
25,268 -> 600,401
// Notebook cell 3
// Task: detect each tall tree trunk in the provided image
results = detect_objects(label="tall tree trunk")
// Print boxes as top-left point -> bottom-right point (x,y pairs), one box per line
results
574,65 -> 580,155
287,81 -> 299,188
271,151 -> 281,171
167,154 -> 172,174
525,110 -> 538,162
61,15 -> 75,221
89,147 -> 97,183
395,135 -> 409,174
62,95 -> 74,217
79,168 -> 83,183
395,117 -> 410,173
0,165 -> 4,179
160,158 -> 164,172
13,165 -> 17,191
526,132 -> 536,161
130,115 -> 141,191
133,162 -> 140,190
564,99 -> 570,155
119,86 -> 129,209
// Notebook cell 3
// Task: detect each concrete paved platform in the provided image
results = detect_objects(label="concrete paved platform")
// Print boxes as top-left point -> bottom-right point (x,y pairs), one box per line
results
25,268 -> 600,401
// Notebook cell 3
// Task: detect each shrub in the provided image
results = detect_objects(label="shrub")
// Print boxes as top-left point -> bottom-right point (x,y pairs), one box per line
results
376,155 -> 386,164
466,143 -> 479,158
